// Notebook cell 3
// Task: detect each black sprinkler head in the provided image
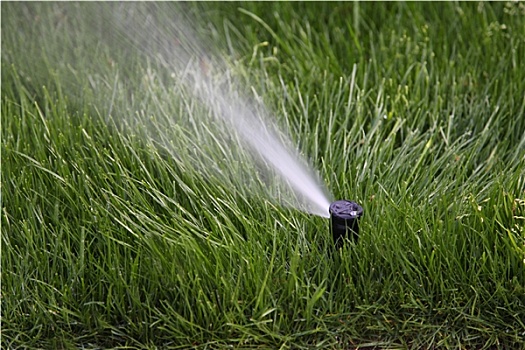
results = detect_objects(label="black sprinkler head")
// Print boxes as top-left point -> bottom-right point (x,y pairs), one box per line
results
329,200 -> 363,248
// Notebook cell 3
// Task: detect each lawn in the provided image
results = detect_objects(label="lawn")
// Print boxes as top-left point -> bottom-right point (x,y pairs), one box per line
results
2,2 -> 525,349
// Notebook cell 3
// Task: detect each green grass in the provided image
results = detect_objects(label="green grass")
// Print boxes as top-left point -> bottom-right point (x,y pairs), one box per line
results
2,2 -> 525,349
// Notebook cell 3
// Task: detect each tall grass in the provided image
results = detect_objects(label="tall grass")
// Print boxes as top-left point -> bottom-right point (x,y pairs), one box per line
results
2,2 -> 525,348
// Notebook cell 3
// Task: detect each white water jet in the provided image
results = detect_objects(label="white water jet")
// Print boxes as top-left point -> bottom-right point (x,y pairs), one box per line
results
105,3 -> 332,217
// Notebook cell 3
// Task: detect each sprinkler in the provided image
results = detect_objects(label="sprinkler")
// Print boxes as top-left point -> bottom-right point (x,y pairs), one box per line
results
329,200 -> 363,248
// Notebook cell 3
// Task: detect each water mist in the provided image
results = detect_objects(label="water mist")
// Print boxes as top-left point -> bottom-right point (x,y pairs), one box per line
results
103,3 -> 333,217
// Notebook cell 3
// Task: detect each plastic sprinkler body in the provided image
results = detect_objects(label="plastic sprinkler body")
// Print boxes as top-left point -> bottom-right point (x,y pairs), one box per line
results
329,200 -> 363,248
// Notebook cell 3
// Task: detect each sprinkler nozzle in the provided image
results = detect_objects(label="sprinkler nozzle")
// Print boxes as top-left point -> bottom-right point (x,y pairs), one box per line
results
329,200 -> 363,248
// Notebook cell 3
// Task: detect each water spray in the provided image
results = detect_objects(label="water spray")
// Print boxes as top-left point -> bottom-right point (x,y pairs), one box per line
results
105,3 -> 333,218
329,200 -> 363,248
